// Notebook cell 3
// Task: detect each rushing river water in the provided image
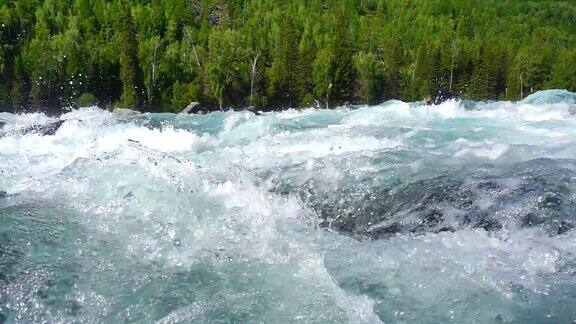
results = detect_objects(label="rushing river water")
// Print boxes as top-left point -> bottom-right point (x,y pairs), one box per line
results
1,90 -> 576,323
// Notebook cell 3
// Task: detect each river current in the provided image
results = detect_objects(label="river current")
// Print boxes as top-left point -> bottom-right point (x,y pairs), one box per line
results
1,90 -> 576,322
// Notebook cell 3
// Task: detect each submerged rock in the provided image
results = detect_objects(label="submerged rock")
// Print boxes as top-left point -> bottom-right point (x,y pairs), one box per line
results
19,120 -> 65,136
281,158 -> 576,239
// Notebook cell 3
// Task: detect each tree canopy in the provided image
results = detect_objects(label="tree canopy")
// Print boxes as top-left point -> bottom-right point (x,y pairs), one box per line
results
1,0 -> 575,113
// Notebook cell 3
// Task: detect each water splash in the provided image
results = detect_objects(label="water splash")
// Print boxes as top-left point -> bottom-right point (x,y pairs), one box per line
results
1,91 -> 576,322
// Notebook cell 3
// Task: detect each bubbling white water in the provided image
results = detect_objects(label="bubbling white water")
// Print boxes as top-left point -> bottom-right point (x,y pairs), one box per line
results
1,90 -> 576,322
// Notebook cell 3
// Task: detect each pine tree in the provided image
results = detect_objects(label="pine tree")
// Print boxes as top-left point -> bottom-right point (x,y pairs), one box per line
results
268,12 -> 301,108
330,7 -> 355,106
494,45 -> 509,99
413,42 -> 441,100
468,47 -> 493,99
0,53 -> 13,111
294,36 -> 316,107
118,1 -> 145,110
467,44 -> 509,100
382,37 -> 402,99
10,55 -> 29,112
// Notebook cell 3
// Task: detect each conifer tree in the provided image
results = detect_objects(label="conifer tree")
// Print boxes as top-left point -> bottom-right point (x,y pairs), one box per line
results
313,49 -> 334,108
268,12 -> 301,108
413,42 -> 441,100
468,46 -> 499,100
10,55 -> 29,112
118,1 -> 145,110
0,51 -> 13,111
294,36 -> 316,107
330,7 -> 355,106
382,37 -> 402,99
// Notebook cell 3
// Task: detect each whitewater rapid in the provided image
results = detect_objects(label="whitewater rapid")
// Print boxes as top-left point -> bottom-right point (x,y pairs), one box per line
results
1,90 -> 576,322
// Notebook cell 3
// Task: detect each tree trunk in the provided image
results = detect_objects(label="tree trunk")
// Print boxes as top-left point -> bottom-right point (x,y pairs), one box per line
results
250,52 -> 260,104
520,75 -> 524,99
449,41 -> 456,92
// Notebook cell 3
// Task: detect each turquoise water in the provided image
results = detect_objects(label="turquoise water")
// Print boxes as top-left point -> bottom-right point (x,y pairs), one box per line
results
1,90 -> 576,322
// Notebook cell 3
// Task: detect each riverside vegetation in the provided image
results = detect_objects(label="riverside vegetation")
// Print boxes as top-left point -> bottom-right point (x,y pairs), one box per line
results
0,0 -> 575,113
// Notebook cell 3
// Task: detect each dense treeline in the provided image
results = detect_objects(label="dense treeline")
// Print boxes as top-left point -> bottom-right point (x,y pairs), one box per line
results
0,0 -> 575,113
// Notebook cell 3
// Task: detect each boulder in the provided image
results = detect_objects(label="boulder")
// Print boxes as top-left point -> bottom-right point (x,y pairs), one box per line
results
21,120 -> 65,136
112,108 -> 140,118
303,158 -> 576,239
39,120 -> 65,136
1,120 -> 65,137
180,102 -> 201,114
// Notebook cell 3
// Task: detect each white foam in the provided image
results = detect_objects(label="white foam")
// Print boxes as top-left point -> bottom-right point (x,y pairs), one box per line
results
2,92 -> 576,322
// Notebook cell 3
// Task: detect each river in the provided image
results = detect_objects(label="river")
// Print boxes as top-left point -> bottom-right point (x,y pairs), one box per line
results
1,90 -> 576,322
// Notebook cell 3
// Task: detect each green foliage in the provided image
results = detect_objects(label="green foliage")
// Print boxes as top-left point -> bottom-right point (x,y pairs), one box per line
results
329,7 -> 355,105
118,1 -> 145,110
76,92 -> 97,107
354,51 -> 383,104
268,11 -> 302,108
171,81 -> 200,113
413,42 -> 442,100
468,45 -> 508,100
313,48 -> 333,108
549,48 -> 576,91
203,28 -> 248,109
0,0 -> 575,113
10,56 -> 29,112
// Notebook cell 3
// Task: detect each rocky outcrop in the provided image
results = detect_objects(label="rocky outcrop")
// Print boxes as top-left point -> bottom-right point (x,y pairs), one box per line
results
1,118 -> 68,137
180,102 -> 201,114
12,120 -> 66,136
36,120 -> 65,136
112,108 -> 141,118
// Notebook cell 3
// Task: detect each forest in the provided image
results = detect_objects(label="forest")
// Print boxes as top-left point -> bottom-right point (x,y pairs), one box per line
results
0,0 -> 575,113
